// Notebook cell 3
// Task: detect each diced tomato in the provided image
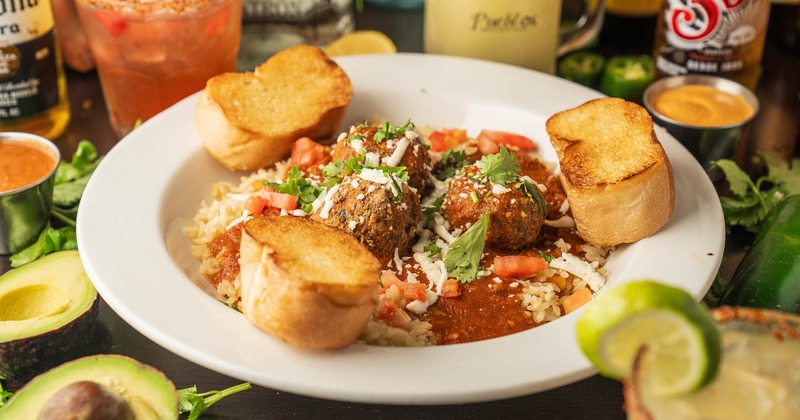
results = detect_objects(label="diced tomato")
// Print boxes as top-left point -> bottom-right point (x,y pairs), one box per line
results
291,137 -> 328,171
428,128 -> 468,152
94,10 -> 128,37
476,130 -> 537,154
203,7 -> 230,36
244,196 -> 268,215
441,278 -> 461,298
493,255 -> 548,278
261,191 -> 298,211
477,133 -> 500,155
380,271 -> 427,302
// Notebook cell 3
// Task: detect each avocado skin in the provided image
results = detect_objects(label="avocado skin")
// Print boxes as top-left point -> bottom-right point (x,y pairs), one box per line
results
0,354 -> 180,419
0,296 -> 99,388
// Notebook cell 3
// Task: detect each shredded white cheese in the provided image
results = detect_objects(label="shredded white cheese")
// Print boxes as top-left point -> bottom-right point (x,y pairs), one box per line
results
318,184 -> 341,219
492,184 -> 511,195
549,252 -> 606,292
382,137 -> 410,167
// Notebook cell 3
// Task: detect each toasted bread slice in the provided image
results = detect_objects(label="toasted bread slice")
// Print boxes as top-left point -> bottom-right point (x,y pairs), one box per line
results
196,45 -> 352,171
546,98 -> 675,247
239,213 -> 381,349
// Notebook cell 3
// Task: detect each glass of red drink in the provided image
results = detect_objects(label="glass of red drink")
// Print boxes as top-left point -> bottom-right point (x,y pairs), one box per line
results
76,0 -> 243,138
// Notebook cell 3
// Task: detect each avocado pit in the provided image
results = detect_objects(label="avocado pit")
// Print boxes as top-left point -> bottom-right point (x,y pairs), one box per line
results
39,381 -> 134,420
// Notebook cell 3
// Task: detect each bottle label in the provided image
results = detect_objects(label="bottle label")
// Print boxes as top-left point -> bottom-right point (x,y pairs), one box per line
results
656,0 -> 770,76
0,0 -> 60,120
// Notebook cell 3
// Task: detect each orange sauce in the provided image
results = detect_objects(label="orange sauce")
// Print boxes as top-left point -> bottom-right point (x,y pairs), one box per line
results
0,140 -> 57,193
651,85 -> 754,127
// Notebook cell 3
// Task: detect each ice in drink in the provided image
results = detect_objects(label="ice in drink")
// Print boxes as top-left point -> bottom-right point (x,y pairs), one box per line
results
76,0 -> 242,138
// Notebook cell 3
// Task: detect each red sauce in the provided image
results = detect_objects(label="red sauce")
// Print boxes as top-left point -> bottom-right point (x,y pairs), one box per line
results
0,140 -> 57,193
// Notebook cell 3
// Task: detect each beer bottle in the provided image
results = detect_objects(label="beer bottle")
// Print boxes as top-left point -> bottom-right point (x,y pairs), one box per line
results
601,0 -> 662,51
0,0 -> 70,139
652,0 -> 771,91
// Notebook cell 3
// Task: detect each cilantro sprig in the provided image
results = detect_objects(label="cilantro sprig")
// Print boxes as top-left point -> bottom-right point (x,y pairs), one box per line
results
444,213 -> 490,282
711,151 -> 800,232
476,146 -> 520,185
177,382 -> 252,420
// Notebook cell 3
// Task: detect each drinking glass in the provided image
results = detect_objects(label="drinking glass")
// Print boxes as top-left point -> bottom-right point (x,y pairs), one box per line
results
76,0 -> 243,138
625,306 -> 800,419
424,0 -> 605,74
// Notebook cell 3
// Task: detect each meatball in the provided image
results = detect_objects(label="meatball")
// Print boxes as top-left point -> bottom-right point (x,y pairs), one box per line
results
311,173 -> 422,263
443,165 -> 544,251
331,123 -> 432,193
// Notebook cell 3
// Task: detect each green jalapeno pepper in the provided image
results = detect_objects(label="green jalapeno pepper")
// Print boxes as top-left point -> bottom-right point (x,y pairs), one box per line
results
719,194 -> 800,313
600,55 -> 654,101
557,51 -> 606,87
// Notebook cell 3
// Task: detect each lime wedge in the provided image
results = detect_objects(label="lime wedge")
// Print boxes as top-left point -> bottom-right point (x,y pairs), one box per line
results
323,30 -> 397,56
576,280 -> 721,396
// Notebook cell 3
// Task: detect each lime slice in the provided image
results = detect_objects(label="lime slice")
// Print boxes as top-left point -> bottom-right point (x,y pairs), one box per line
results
576,280 -> 721,396
323,30 -> 398,56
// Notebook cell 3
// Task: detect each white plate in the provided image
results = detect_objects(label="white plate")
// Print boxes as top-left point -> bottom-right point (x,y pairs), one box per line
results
77,53 -> 724,405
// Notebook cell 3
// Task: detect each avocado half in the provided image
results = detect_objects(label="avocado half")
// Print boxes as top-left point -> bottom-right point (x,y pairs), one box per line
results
0,354 -> 179,418
0,250 -> 99,385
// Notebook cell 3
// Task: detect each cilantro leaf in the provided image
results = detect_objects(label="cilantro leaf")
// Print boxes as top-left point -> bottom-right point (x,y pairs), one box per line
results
444,214 -> 490,282
373,119 -> 414,143
177,382 -> 252,420
10,226 -> 77,268
476,147 -> 520,185
760,150 -> 800,195
518,179 -> 548,218
422,195 -> 445,215
55,140 -> 101,184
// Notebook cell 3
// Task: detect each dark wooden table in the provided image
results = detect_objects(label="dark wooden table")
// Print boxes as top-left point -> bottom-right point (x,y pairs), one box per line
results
8,5 -> 800,418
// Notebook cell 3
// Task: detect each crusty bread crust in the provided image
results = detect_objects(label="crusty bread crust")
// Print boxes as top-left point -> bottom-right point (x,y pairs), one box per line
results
239,213 -> 381,349
196,45 -> 352,171
546,98 -> 675,247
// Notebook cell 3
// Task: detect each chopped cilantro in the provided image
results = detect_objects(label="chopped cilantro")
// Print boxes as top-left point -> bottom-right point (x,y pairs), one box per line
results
444,214 -> 490,282
268,166 -> 322,213
436,149 -> 470,180
476,147 -> 521,185
538,251 -> 553,263
711,151 -> 800,232
422,195 -> 445,215
373,119 -> 415,143
424,241 -> 442,257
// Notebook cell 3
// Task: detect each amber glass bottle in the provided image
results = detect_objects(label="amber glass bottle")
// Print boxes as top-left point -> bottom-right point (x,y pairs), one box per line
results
652,0 -> 771,91
0,0 -> 70,139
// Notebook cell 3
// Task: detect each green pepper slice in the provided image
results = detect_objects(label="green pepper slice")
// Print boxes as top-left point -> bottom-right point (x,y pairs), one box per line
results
557,52 -> 606,87
719,194 -> 800,313
600,55 -> 654,101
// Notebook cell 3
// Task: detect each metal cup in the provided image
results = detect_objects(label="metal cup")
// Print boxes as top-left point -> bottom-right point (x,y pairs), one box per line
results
0,133 -> 60,255
643,75 -> 759,172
